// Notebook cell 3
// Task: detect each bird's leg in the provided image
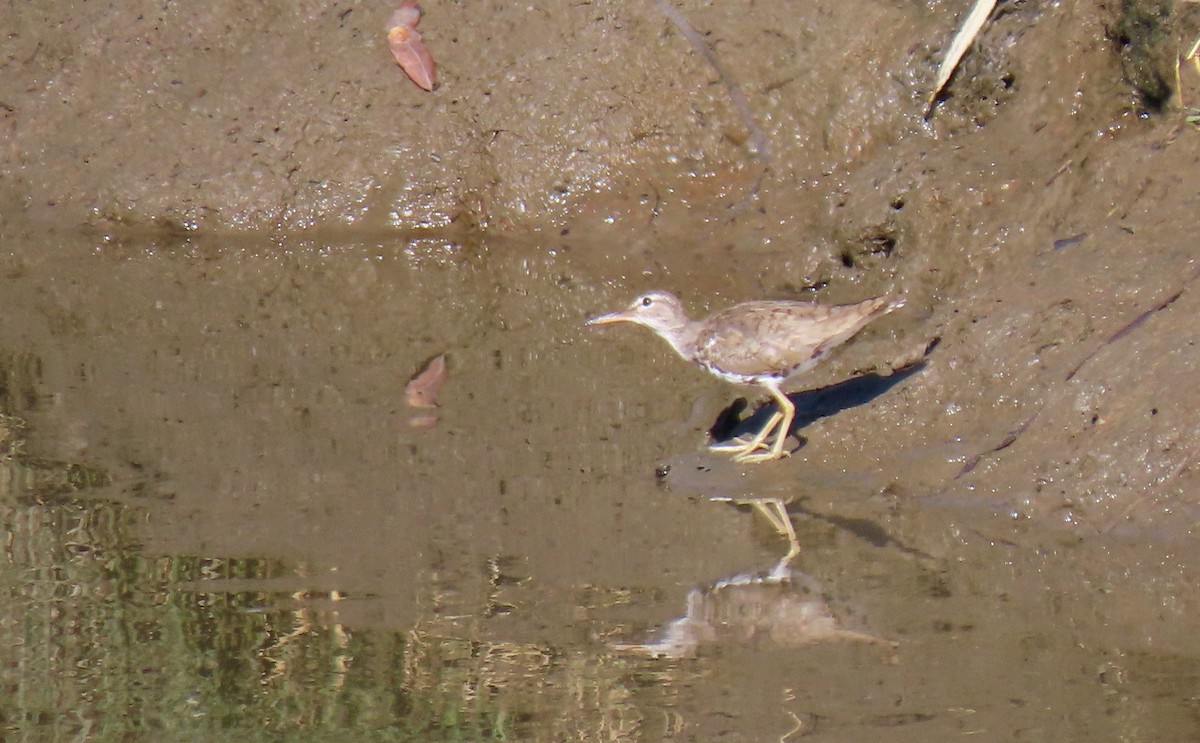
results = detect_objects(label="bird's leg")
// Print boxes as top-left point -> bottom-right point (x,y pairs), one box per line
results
733,383 -> 795,463
750,498 -> 800,579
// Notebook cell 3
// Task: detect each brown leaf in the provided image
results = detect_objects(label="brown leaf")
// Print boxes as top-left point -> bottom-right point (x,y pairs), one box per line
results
387,1 -> 436,91
405,354 -> 447,408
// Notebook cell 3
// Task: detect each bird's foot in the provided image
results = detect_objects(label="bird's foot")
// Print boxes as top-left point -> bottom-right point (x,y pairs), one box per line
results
708,434 -> 769,455
728,424 -> 792,463
732,445 -> 790,464
708,411 -> 783,457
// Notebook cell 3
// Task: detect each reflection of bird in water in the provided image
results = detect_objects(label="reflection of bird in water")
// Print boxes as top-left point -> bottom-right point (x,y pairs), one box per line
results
588,291 -> 904,462
613,568 -> 895,659
708,495 -> 800,579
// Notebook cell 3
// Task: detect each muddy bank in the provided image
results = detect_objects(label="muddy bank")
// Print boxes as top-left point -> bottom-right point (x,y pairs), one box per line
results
2,1 -> 1185,233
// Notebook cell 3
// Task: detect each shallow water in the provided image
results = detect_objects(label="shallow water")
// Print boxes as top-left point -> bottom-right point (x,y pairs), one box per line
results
2,229 -> 1199,742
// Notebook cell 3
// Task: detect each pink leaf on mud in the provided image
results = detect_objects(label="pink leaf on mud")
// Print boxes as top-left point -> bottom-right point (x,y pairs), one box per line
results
387,0 -> 421,30
387,1 -> 436,91
405,354 -> 447,408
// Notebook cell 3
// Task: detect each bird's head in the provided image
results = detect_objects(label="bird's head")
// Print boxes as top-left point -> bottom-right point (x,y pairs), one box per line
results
586,291 -> 690,334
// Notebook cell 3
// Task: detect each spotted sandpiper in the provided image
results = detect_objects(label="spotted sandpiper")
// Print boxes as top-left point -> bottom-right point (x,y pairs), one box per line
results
587,290 -> 904,463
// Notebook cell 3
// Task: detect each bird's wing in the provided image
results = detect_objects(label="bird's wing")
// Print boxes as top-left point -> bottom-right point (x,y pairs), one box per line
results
698,298 -> 896,378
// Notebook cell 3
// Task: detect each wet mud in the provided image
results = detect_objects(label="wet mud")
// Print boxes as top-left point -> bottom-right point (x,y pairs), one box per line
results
2,0 -> 1200,740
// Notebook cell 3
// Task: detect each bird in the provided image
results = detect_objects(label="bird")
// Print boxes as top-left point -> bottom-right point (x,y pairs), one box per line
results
587,290 -> 904,463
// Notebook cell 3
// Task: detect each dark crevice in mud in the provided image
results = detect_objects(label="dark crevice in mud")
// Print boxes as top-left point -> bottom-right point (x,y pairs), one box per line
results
840,225 -> 899,269
1112,0 -> 1178,111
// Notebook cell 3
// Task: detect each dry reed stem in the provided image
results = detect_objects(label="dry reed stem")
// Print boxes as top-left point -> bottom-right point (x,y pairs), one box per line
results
926,0 -> 998,117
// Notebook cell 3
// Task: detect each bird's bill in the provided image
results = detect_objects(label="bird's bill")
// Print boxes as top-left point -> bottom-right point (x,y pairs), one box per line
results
585,310 -> 635,326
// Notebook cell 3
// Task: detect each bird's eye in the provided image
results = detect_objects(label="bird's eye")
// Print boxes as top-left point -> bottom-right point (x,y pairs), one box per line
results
641,296 -> 654,307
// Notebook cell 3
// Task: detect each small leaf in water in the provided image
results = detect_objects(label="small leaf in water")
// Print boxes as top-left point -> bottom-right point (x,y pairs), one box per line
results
405,354 -> 447,408
387,0 -> 436,91
407,412 -> 440,429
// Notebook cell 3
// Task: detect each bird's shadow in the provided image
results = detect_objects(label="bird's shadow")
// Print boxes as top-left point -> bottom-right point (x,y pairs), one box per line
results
709,361 -> 926,447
